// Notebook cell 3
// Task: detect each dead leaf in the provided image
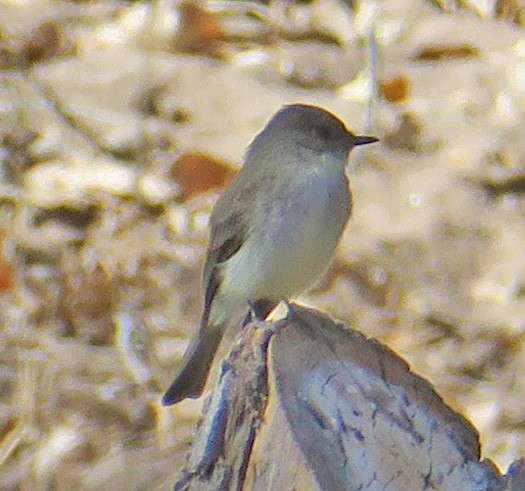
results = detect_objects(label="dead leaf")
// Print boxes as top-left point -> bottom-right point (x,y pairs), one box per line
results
173,2 -> 223,57
380,75 -> 410,103
415,44 -> 478,61
170,152 -> 235,201
22,22 -> 63,65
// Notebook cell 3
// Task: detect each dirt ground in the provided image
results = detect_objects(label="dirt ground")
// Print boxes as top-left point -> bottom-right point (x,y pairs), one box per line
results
0,0 -> 525,489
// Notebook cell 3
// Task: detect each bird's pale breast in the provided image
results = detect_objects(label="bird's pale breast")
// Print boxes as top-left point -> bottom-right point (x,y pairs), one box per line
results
219,165 -> 351,303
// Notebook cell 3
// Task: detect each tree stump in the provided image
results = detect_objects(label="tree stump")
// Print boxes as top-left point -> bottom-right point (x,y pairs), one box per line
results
173,305 -> 524,491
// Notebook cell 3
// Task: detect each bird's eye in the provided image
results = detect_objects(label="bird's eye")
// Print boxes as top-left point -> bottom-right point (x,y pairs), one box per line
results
316,126 -> 332,139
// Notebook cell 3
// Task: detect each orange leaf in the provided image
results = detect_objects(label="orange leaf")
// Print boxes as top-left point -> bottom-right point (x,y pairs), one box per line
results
171,152 -> 236,201
380,76 -> 410,103
173,2 -> 223,56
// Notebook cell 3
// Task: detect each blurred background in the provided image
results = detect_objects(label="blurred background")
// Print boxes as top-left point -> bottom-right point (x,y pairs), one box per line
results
0,0 -> 525,488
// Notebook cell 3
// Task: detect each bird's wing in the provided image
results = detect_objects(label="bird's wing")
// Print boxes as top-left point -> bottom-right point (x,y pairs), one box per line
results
200,180 -> 253,325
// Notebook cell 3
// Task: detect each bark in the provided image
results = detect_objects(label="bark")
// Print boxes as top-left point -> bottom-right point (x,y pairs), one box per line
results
174,305 -> 522,491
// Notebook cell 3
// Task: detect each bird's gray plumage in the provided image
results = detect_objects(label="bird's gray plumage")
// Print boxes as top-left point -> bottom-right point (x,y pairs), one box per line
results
162,104 -> 378,405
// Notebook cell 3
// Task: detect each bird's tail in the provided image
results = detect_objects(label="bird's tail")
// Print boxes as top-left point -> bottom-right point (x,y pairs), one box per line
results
161,323 -> 223,406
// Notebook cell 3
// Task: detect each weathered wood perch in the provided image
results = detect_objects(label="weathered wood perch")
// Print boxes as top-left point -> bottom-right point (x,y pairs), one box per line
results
173,305 -> 525,491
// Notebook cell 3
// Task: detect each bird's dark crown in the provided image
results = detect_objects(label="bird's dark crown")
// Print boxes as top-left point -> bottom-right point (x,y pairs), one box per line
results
269,104 -> 349,139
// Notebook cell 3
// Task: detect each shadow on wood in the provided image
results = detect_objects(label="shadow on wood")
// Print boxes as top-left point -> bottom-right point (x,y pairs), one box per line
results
173,305 -> 524,491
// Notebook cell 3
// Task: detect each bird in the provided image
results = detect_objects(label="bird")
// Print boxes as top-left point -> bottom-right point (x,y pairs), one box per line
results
162,103 -> 378,405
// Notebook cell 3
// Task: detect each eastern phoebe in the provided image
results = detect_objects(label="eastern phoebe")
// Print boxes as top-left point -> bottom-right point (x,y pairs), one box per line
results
162,104 -> 378,405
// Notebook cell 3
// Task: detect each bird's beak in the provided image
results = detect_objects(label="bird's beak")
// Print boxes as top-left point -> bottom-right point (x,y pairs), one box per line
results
353,135 -> 379,146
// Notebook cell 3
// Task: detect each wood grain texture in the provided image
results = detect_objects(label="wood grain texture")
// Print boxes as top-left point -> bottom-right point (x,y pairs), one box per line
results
173,306 -> 522,490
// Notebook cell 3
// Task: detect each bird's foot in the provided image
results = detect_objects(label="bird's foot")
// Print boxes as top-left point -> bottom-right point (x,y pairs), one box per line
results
247,299 -> 276,323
